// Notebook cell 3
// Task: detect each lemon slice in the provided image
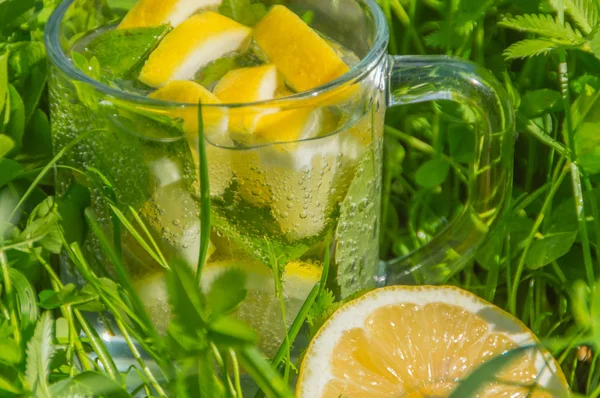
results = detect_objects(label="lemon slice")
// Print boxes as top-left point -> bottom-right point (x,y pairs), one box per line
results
254,5 -> 349,93
139,12 -> 252,88
297,285 -> 570,398
149,80 -> 232,197
118,0 -> 222,29
201,259 -> 321,357
213,64 -> 280,135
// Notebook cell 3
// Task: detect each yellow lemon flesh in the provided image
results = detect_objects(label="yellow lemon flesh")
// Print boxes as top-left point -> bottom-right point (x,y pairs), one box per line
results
148,80 -> 232,197
139,12 -> 251,88
254,5 -> 349,93
148,80 -> 226,136
297,285 -> 570,398
213,63 -> 280,135
118,0 -> 222,29
254,107 -> 321,146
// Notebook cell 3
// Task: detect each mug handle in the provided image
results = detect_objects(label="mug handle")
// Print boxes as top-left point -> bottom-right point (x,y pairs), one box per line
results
384,55 -> 515,285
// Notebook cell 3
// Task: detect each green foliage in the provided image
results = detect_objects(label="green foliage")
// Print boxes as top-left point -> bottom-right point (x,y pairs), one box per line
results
504,39 -> 566,59
24,311 -> 53,398
219,0 -> 267,26
196,52 -> 263,88
415,158 -> 450,188
548,0 -> 599,34
206,268 -> 247,317
3,0 -> 600,396
500,14 -> 583,43
83,24 -> 171,77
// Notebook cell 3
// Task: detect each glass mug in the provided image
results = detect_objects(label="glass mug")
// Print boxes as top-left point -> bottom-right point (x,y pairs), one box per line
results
45,0 -> 514,368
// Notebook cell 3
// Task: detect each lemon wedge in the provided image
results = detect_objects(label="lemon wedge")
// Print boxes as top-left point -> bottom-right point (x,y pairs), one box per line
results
118,0 -> 222,29
213,64 -> 280,136
213,64 -> 281,206
297,285 -> 570,398
148,80 -> 232,197
254,107 -> 322,145
148,80 -> 226,136
254,5 -> 349,93
139,12 -> 252,88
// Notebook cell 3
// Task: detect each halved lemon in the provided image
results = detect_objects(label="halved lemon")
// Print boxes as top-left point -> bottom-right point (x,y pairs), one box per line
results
297,285 -> 569,398
148,80 -> 232,197
118,0 -> 222,29
254,5 -> 349,93
139,12 -> 251,87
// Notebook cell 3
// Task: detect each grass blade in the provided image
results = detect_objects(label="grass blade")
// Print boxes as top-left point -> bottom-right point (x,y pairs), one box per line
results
109,204 -> 169,270
8,129 -> 98,221
128,205 -> 169,269
238,346 -> 292,398
195,101 -> 211,284
449,345 -> 537,397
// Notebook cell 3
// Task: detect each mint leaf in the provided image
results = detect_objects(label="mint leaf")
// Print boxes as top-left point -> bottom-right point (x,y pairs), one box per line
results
415,158 -> 450,188
0,134 -> 14,157
220,0 -> 268,26
196,52 -> 263,87
5,85 -> 25,152
71,52 -> 101,109
84,25 -> 170,77
306,289 -> 336,329
206,268 -> 247,317
196,56 -> 238,87
18,197 -> 62,254
0,0 -> 36,31
526,230 -> 579,269
208,315 -> 257,346
25,312 -> 54,398
0,158 -> 23,186
519,89 -> 563,117
48,372 -> 130,397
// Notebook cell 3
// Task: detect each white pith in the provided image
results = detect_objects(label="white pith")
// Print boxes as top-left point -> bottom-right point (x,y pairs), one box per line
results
298,285 -> 567,398
168,0 -> 222,27
171,29 -> 251,82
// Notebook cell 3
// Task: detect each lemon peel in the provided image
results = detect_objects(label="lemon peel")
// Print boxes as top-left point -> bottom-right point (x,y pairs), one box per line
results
139,12 -> 251,87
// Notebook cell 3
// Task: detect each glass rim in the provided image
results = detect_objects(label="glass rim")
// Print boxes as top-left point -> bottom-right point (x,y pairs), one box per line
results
44,0 -> 390,109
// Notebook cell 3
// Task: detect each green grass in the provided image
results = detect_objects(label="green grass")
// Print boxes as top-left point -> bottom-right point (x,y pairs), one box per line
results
2,0 -> 600,396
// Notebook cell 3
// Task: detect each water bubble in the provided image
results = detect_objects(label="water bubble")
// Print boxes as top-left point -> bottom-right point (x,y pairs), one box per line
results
358,199 -> 369,212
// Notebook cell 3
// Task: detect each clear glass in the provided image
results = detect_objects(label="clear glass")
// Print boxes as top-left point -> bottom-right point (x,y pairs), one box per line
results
45,0 -> 514,389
